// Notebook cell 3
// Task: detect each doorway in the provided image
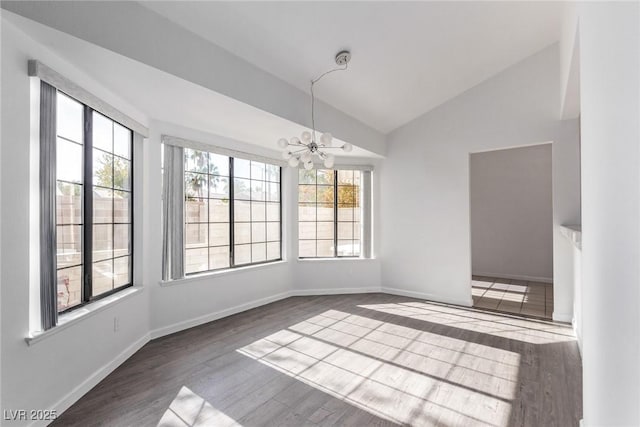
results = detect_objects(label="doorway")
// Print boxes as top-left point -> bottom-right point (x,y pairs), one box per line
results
469,144 -> 553,319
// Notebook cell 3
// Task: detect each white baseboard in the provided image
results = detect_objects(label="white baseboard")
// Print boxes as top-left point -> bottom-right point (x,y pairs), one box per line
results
552,311 -> 573,323
30,333 -> 150,427
149,291 -> 293,339
381,286 -> 473,307
473,271 -> 553,283
292,287 -> 381,296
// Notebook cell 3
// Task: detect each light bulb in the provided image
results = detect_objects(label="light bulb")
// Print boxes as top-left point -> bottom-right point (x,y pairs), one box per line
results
290,137 -> 300,145
301,131 -> 312,143
320,132 -> 333,146
342,142 -> 353,152
282,151 -> 292,160
323,153 -> 335,168
288,157 -> 300,168
304,161 -> 314,170
277,138 -> 288,149
301,151 -> 312,163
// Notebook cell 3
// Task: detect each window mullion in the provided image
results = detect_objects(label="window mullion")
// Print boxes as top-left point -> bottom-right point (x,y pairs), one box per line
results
82,106 -> 94,302
229,157 -> 235,267
333,170 -> 338,258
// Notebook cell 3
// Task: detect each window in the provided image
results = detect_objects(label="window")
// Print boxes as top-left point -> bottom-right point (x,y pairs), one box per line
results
298,169 -> 362,258
55,92 -> 133,312
183,148 -> 281,275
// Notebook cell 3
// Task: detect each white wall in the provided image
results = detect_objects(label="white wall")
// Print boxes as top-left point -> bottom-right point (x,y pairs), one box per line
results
470,143 -> 553,282
579,2 -> 640,425
381,45 -> 581,314
0,18 -> 150,426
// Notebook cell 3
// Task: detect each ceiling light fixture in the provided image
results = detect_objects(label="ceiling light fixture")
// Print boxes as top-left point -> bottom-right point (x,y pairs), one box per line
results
278,50 -> 353,169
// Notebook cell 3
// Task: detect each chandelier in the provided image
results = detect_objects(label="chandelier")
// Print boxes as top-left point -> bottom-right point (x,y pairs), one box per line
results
278,50 -> 353,169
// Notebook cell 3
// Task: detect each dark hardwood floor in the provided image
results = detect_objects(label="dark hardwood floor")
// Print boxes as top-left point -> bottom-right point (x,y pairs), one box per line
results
52,294 -> 582,426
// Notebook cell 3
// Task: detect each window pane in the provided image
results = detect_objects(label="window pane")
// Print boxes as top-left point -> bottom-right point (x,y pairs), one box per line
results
112,158 -> 131,191
234,178 -> 250,200
338,222 -> 354,240
57,93 -> 83,143
234,223 -> 251,244
209,246 -> 230,269
93,224 -> 113,261
317,203 -> 334,221
299,240 -> 315,258
114,256 -> 130,288
235,244 -> 251,265
57,138 -> 83,183
93,259 -> 113,296
266,203 -> 280,222
251,201 -> 266,221
114,224 -> 130,257
317,222 -> 334,240
316,186 -> 334,203
298,203 -> 316,222
268,182 -> 280,202
93,149 -> 113,187
267,222 -> 280,242
186,223 -> 208,248
56,182 -> 82,225
56,225 -> 82,269
266,164 -> 280,182
209,199 -> 229,222
57,266 -> 82,311
185,172 -> 208,198
337,205 -> 354,221
251,223 -> 266,243
185,148 -> 208,173
299,222 -> 316,240
354,222 -> 362,240
113,190 -> 131,223
317,169 -> 334,185
234,200 -> 250,222
186,198 -> 208,223
185,248 -> 208,274
298,185 -> 316,202
338,186 -> 357,204
251,181 -> 266,201
209,153 -> 229,176
113,123 -> 131,159
93,188 -> 113,224
209,176 -> 229,198
337,240 -> 355,257
353,240 -> 361,257
299,169 -> 316,184
252,243 -> 266,262
251,161 -> 265,181
93,112 -> 113,153
317,240 -> 334,257
337,170 -> 354,185
266,242 -> 280,260
209,223 -> 229,247
234,158 -> 251,179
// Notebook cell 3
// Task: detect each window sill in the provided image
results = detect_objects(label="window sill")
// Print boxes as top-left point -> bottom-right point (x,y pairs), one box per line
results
159,260 -> 288,287
25,287 -> 143,346
296,257 -> 376,262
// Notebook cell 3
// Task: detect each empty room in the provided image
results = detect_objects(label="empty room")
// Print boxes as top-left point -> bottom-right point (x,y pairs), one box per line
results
0,2 -> 638,427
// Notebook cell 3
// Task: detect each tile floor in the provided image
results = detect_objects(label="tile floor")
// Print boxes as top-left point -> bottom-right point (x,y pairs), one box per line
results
472,276 -> 553,319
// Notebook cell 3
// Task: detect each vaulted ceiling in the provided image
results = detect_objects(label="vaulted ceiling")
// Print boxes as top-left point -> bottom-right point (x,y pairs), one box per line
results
141,1 -> 563,133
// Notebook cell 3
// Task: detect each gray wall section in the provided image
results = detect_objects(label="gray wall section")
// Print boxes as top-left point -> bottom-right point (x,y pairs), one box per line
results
470,144 -> 553,281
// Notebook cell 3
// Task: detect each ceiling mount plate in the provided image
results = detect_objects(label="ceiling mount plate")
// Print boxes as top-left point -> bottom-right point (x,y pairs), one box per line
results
335,50 -> 351,66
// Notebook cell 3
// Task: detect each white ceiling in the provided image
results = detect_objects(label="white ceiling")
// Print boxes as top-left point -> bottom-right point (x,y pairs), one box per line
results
4,11 -> 379,159
141,1 -> 563,133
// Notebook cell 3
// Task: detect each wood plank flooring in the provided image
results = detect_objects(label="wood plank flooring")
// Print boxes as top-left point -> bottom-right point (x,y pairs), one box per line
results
51,294 -> 582,426
472,276 -> 554,320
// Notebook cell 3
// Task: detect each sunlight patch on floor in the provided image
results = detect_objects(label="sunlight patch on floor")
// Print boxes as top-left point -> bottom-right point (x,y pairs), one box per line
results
158,386 -> 241,427
237,310 -> 521,426
359,302 -> 574,344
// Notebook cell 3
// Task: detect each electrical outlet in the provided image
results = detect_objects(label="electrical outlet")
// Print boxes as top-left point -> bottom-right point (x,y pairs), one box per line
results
114,316 -> 120,332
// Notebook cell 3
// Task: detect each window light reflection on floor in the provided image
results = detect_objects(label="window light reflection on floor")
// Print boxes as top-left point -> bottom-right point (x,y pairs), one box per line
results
236,309 -> 521,426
